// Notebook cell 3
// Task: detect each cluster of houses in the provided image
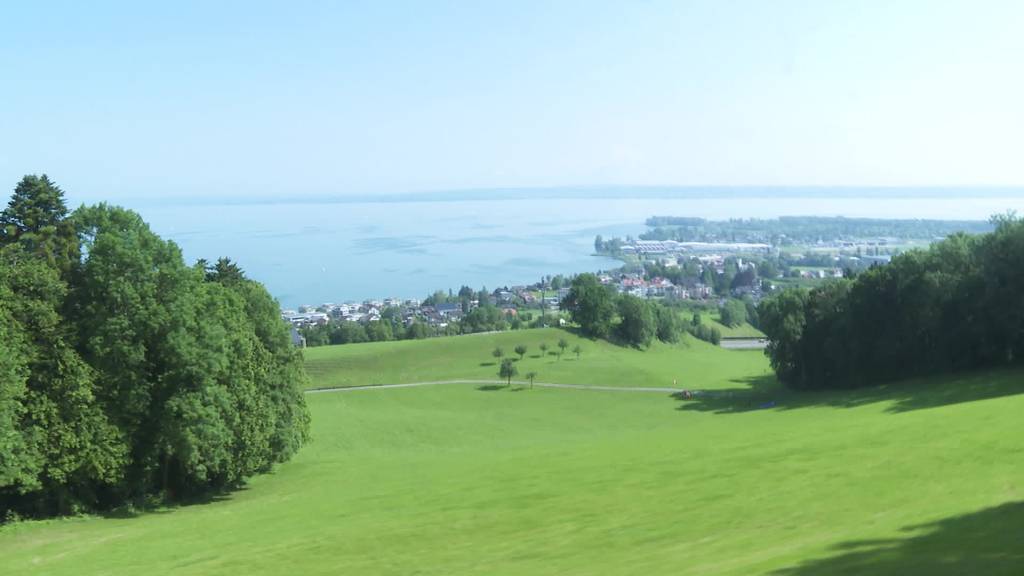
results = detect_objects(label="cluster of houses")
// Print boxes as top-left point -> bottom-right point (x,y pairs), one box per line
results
281,287 -> 538,332
598,273 -> 715,300
621,240 -> 772,256
281,255 -> 765,339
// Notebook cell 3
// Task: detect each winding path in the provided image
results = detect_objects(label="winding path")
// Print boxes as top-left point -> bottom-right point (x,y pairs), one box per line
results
306,380 -> 682,394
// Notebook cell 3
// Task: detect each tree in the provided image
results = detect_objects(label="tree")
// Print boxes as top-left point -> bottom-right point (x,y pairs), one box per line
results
655,305 -> 682,343
562,273 -> 616,338
0,175 -> 79,278
557,338 -> 569,359
539,342 -> 549,357
405,321 -> 430,340
0,245 -> 125,514
205,257 -> 245,285
514,344 -> 527,361
572,345 -> 582,359
525,371 -> 538,389
0,178 -> 311,518
492,347 -> 504,361
720,299 -> 748,328
616,295 -> 656,348
499,358 -> 518,387
759,289 -> 809,387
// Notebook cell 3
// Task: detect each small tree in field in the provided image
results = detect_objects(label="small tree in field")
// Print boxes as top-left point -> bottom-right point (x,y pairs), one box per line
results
514,344 -> 527,361
572,345 -> 582,359
492,347 -> 504,361
525,371 -> 538,389
557,338 -> 568,359
539,342 -> 549,357
499,358 -> 518,387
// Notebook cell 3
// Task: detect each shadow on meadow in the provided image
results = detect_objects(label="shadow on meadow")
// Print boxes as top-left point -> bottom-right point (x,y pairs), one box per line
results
476,384 -> 524,392
770,501 -> 1024,576
97,487 -> 245,520
674,367 -> 1024,415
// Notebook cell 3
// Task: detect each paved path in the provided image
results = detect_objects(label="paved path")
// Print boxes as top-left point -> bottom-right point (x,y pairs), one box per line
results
720,338 -> 768,350
306,380 -> 682,394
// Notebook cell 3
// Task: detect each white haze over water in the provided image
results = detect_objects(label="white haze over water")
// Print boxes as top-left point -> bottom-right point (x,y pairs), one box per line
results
123,192 -> 1024,308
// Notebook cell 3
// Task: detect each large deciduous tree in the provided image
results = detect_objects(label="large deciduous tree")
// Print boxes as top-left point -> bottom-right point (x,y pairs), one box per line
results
562,273 -> 615,338
0,176 -> 309,518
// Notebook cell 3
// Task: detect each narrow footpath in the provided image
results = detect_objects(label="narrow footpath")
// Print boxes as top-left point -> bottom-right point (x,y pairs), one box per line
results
306,380 -> 682,394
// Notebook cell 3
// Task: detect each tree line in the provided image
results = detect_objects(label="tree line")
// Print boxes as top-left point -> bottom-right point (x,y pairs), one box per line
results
759,215 -> 1024,390
562,273 -> 715,348
1,176 -> 310,519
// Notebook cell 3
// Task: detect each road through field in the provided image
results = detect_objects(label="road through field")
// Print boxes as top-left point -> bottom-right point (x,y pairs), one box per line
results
306,379 -> 683,394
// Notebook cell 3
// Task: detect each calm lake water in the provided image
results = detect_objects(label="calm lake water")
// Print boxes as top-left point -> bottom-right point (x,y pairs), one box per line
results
120,190 -> 1024,308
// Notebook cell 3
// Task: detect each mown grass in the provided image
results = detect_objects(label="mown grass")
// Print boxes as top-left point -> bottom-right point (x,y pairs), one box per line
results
4,332 -> 1024,575
303,327 -> 771,390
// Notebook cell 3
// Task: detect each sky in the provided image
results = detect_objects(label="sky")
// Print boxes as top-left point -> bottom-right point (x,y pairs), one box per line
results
2,0 -> 1024,202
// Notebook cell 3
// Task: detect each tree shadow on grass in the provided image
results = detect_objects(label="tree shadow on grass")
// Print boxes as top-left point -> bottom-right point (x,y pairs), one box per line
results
770,501 -> 1024,575
479,362 -> 496,367
98,486 -> 246,520
674,368 -> 1024,415
476,384 -> 526,392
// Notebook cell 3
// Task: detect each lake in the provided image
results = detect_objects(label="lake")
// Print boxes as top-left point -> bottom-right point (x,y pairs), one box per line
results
116,189 -> 1024,308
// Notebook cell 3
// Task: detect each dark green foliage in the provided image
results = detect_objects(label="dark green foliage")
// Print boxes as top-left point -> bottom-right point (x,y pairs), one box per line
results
616,296 -> 656,348
688,322 -> 721,345
719,299 -> 748,328
0,177 -> 309,519
405,321 -> 431,340
0,175 -> 79,278
365,320 -> 394,342
760,219 -> 1024,390
514,345 -> 527,360
654,305 -> 682,343
562,273 -> 616,338
461,304 -> 507,333
743,297 -> 759,328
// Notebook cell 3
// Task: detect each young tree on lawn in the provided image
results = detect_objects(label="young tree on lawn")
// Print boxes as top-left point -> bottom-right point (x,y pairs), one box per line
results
525,371 -> 538,389
492,347 -> 504,361
514,344 -> 527,361
572,345 -> 582,359
499,358 -> 518,387
539,342 -> 549,357
557,338 -> 569,359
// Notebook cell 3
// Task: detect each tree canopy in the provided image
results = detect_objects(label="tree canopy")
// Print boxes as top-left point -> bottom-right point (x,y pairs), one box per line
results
0,176 -> 309,518
562,274 -> 616,338
760,219 -> 1024,390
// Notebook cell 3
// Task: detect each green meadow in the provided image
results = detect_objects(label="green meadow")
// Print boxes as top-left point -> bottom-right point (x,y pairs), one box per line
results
304,328 -> 770,390
4,328 -> 1024,575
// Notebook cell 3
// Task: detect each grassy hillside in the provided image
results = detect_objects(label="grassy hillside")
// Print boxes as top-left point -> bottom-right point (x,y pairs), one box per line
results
708,316 -> 765,339
5,330 -> 1024,575
4,368 -> 1024,575
303,328 -> 771,390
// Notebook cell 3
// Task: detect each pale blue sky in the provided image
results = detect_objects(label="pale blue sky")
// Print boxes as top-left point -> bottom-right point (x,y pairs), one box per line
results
2,0 -> 1023,201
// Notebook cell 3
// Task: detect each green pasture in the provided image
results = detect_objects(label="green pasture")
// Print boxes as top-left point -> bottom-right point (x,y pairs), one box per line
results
4,330 -> 1024,575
